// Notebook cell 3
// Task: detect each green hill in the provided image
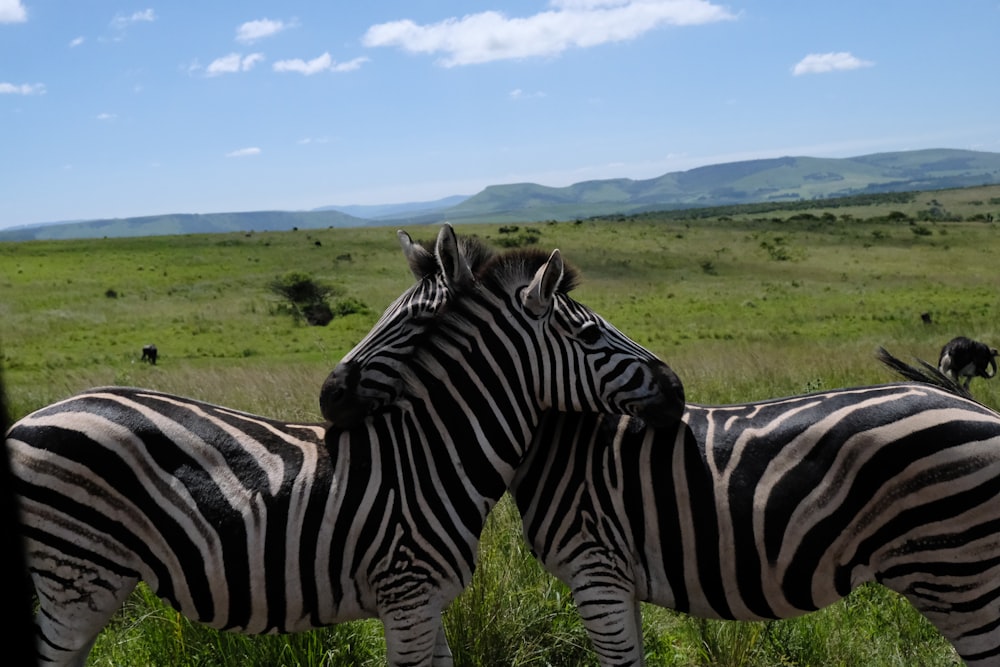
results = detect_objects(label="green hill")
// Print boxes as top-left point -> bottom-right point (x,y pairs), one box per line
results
0,210 -> 368,242
444,148 -> 1000,221
4,148 -> 1000,241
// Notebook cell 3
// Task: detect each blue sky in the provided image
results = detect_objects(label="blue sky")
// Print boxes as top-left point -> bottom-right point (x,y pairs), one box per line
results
3,1 -> 999,229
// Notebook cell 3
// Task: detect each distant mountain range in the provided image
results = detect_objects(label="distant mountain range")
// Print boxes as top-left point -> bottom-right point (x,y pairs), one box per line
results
4,148 -> 1000,241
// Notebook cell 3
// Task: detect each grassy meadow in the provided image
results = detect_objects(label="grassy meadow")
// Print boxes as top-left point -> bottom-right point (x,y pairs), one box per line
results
4,189 -> 999,666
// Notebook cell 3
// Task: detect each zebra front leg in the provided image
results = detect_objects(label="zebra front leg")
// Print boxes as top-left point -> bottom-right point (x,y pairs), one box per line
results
906,594 -> 1000,666
571,582 -> 645,667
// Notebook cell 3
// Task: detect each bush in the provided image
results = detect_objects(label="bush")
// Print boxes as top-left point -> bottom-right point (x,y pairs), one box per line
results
268,271 -> 353,327
268,271 -> 335,305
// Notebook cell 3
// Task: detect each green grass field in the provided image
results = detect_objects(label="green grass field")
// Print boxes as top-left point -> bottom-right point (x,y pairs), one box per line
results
4,196 -> 998,665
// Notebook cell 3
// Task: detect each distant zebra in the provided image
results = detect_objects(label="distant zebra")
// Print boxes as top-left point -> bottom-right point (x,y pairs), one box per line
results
9,224 -> 682,667
511,348 -> 1000,666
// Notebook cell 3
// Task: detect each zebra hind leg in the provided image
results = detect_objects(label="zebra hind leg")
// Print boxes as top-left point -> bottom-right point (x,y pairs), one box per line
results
31,562 -> 139,667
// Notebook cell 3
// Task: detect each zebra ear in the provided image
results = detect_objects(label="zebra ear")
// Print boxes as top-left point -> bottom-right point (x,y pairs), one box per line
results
397,229 -> 434,280
522,249 -> 563,316
435,223 -> 474,289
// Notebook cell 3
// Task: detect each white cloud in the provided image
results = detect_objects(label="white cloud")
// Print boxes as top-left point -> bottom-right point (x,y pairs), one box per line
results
330,56 -> 369,72
273,53 -> 369,75
236,18 -> 293,43
226,147 -> 261,158
69,36 -> 85,48
0,0 -> 27,23
510,88 -> 546,100
111,8 -> 156,30
206,52 -> 265,76
96,112 -> 117,121
793,51 -> 874,76
0,82 -> 45,95
362,0 -> 737,66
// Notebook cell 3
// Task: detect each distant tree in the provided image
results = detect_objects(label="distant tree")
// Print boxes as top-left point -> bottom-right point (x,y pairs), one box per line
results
270,271 -> 335,304
268,271 -> 337,326
267,272 -> 367,326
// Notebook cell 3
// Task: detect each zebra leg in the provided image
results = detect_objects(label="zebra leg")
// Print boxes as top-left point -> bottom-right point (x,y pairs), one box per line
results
382,606 -> 452,667
433,624 -> 453,665
31,556 -> 139,667
571,583 -> 645,667
894,578 -> 1000,666
911,603 -> 1000,665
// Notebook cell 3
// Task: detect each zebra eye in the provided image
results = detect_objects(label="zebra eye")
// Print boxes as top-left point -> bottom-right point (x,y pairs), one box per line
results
578,322 -> 602,345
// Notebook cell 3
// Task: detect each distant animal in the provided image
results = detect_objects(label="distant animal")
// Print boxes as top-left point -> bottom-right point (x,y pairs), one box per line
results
921,311 -> 933,325
937,336 -> 998,388
140,344 -> 157,365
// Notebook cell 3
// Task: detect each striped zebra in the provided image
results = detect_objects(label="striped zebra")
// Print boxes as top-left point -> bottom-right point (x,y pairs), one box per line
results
9,224 -> 684,667
510,349 -> 1000,666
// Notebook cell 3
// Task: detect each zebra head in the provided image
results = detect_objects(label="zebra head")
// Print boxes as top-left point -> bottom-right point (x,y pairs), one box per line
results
321,224 -> 685,431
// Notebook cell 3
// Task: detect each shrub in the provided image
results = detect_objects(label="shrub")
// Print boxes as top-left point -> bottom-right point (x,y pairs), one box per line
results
267,271 -> 348,326
268,271 -> 334,306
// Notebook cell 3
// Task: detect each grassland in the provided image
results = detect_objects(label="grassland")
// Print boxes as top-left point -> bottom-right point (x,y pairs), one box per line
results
4,187 -> 999,665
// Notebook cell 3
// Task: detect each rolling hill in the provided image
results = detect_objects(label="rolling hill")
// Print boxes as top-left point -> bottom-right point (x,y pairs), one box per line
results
432,148 -> 1000,222
3,148 -> 999,241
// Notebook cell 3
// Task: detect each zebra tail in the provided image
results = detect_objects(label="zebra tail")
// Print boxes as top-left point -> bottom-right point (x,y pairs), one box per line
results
875,346 -> 975,400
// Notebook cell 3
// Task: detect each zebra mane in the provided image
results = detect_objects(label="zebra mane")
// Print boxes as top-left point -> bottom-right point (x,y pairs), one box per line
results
408,233 -> 498,279
412,230 -> 582,295
479,246 -> 581,295
875,346 -> 975,401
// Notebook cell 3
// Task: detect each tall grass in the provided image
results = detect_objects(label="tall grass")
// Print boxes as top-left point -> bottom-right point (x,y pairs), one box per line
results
5,213 -> 996,665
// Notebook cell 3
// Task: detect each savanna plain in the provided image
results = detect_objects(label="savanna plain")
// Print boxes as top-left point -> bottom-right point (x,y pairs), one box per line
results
4,186 -> 1000,666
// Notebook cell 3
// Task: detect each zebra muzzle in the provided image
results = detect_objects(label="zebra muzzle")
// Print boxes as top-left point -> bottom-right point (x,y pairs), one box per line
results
638,361 -> 686,428
320,360 -> 373,429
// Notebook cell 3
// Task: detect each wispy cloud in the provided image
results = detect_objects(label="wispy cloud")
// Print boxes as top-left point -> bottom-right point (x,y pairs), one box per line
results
0,82 -> 45,95
0,0 -> 27,23
273,53 -> 369,75
111,8 -> 156,31
226,147 -> 261,158
509,88 -> 546,100
69,36 -> 85,48
236,18 -> 294,43
96,112 -> 117,121
792,51 -> 874,76
206,53 -> 265,76
362,0 -> 737,66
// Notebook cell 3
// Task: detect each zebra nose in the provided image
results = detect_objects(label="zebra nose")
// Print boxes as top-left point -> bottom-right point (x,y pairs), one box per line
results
320,360 -> 369,428
643,361 -> 686,428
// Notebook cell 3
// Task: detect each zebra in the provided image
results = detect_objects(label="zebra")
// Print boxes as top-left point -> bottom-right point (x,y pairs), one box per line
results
8,223 -> 684,667
509,347 -> 1000,666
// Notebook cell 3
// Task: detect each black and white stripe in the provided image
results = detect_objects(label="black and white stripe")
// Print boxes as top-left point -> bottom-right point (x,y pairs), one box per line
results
513,359 -> 1000,666
9,224 -> 683,667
